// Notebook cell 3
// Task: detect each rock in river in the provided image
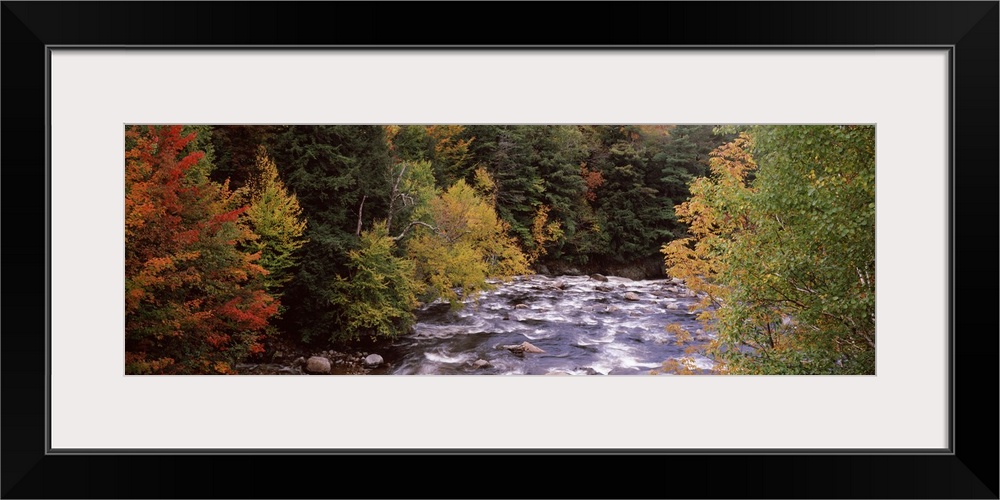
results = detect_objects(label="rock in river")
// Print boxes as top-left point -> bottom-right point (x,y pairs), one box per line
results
589,273 -> 608,282
305,356 -> 331,374
473,359 -> 491,369
624,292 -> 640,301
502,341 -> 546,355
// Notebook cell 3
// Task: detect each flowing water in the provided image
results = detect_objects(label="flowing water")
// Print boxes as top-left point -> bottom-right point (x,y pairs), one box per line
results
382,274 -> 717,375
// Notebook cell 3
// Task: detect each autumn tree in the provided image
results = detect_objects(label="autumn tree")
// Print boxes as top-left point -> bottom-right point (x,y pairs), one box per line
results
329,221 -> 422,341
125,125 -> 277,374
427,125 -> 475,186
663,126 -> 876,374
528,204 -> 563,264
232,146 -> 308,295
405,176 -> 529,307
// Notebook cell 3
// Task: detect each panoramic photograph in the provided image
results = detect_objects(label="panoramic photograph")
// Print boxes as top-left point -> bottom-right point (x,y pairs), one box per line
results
124,124 -> 875,375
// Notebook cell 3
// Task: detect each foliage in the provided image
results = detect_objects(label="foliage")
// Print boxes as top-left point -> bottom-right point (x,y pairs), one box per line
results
406,177 -> 529,307
386,159 -> 438,236
125,125 -> 277,374
233,146 -> 308,295
330,221 -> 421,341
426,125 -> 474,186
662,126 -> 876,374
528,204 -> 563,263
208,125 -> 277,190
267,125 -> 393,342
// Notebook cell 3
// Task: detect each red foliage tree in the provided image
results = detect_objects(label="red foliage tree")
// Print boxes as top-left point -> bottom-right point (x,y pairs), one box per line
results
580,163 -> 605,202
125,125 -> 278,374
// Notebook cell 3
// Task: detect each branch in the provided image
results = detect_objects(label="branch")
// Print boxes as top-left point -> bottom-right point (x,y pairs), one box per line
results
392,220 -> 438,241
392,163 -> 408,197
356,195 -> 366,236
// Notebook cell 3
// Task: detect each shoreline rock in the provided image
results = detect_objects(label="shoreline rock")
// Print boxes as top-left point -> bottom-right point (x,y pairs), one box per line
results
305,356 -> 331,374
364,353 -> 384,368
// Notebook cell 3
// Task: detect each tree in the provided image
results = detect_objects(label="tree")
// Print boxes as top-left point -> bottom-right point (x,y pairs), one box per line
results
209,125 -> 278,191
588,126 -> 674,262
405,177 -> 529,307
528,204 -> 563,264
125,125 -> 278,374
461,125 -> 544,245
426,125 -> 474,186
267,125 -> 393,342
663,126 -> 876,374
385,159 -> 438,236
529,126 -> 589,260
233,146 -> 308,295
329,221 -> 421,341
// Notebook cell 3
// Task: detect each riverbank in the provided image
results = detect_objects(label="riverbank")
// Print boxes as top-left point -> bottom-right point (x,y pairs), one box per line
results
240,334 -> 399,375
536,256 -> 667,281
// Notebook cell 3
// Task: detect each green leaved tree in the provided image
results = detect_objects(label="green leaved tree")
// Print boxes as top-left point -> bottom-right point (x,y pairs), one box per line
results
663,126 -> 876,374
330,221 -> 422,341
235,146 -> 308,295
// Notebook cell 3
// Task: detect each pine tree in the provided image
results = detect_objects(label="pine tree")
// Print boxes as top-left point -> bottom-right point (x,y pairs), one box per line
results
267,125 -> 393,342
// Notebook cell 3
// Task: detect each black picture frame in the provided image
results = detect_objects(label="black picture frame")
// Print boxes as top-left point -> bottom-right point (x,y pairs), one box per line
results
2,2 -> 996,498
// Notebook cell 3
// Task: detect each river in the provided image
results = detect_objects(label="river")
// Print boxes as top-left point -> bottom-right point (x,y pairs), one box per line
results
380,274 -> 718,375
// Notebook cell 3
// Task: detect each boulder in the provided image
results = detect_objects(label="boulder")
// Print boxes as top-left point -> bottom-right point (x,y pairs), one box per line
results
623,292 -> 640,301
305,356 -> 331,374
589,273 -> 608,282
502,341 -> 546,355
596,285 -> 613,292
514,303 -> 529,309
472,359 -> 491,369
665,302 -> 681,310
364,354 -> 384,368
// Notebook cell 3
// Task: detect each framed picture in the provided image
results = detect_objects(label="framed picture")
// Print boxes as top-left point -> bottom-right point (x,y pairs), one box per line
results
3,2 -> 996,498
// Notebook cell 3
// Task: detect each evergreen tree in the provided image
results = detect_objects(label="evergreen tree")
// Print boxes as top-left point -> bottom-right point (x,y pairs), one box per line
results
268,125 -> 393,342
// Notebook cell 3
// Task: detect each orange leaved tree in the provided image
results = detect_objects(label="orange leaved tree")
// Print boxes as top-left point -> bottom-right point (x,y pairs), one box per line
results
125,125 -> 277,374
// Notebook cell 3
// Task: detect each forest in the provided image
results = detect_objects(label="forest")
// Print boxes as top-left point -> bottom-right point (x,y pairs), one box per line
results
124,124 -> 875,375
